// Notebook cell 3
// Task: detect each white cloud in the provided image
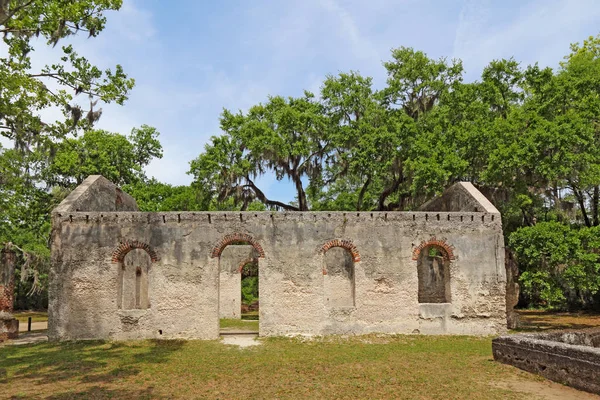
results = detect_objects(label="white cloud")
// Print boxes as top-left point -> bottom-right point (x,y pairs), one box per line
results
453,0 -> 600,78
3,0 -> 600,198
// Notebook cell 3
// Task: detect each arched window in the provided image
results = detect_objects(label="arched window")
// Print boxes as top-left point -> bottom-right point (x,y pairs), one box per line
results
117,248 -> 151,310
323,246 -> 356,308
112,240 -> 158,310
417,246 -> 451,303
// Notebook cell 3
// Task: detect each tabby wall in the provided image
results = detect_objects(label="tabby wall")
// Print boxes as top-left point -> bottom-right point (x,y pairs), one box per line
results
49,208 -> 506,341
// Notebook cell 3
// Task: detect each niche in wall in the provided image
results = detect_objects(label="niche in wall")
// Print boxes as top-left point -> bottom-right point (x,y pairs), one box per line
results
323,247 -> 355,307
417,246 -> 451,303
118,248 -> 151,310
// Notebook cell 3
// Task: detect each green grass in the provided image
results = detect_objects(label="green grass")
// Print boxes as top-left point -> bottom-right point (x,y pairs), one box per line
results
219,318 -> 259,331
0,335 -> 547,399
2,311 -> 597,398
12,311 -> 48,324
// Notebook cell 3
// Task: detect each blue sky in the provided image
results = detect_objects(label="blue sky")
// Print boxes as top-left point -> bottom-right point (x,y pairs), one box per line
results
6,0 -> 600,203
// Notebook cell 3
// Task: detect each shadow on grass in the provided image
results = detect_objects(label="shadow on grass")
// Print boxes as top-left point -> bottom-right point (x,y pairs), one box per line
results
514,310 -> 600,332
0,339 -> 186,388
43,385 -> 163,399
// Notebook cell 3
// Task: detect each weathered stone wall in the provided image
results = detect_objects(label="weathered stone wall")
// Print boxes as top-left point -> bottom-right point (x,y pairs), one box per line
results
219,245 -> 257,319
0,247 -> 15,313
54,175 -> 138,213
1,245 -> 18,341
493,329 -> 600,395
49,208 -> 506,341
420,182 -> 498,213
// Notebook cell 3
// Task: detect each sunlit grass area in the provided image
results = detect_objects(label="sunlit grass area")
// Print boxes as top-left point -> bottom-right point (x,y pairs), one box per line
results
1,311 -> 598,398
12,311 -> 48,324
0,335 -> 548,399
219,318 -> 259,331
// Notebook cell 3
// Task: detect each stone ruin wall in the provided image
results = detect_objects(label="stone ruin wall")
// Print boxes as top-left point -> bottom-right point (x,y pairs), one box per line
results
493,329 -> 600,395
48,176 -> 508,341
0,246 -> 19,341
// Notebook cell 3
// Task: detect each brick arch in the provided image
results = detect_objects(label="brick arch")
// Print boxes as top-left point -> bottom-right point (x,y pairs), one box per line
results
319,239 -> 361,262
237,257 -> 259,273
412,238 -> 455,261
211,233 -> 266,259
111,239 -> 159,263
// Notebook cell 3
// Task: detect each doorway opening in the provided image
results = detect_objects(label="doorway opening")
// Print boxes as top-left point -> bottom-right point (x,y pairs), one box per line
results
240,259 -> 259,321
218,244 -> 260,334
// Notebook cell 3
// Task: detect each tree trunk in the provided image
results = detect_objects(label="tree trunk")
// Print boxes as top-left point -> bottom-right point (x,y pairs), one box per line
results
572,185 -> 592,227
377,176 -> 403,211
245,178 -> 299,211
356,175 -> 371,211
293,176 -> 308,211
593,185 -> 599,226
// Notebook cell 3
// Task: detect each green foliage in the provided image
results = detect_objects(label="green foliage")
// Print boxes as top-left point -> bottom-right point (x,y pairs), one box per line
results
241,276 -> 258,305
3,5 -> 600,315
123,179 -> 203,212
240,261 -> 259,305
48,125 -> 162,187
0,1 -> 146,307
1,0 -> 133,148
510,222 -> 600,310
190,93 -> 327,211
188,35 -> 600,309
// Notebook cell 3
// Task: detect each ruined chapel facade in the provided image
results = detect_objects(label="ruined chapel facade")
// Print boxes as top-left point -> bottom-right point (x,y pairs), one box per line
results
48,175 -> 508,341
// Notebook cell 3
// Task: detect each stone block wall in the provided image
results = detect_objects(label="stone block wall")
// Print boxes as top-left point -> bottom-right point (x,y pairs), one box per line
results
493,329 -> 600,395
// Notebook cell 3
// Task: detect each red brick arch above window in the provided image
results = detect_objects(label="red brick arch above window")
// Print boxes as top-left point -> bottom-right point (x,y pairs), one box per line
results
237,257 -> 259,273
111,240 -> 159,263
211,233 -> 266,259
412,238 -> 455,261
319,239 -> 361,262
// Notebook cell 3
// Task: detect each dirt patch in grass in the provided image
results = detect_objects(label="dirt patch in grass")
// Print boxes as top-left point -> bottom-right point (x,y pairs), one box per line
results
515,310 -> 600,332
491,377 -> 600,400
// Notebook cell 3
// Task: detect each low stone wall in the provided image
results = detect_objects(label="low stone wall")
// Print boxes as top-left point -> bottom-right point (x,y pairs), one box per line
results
492,329 -> 600,395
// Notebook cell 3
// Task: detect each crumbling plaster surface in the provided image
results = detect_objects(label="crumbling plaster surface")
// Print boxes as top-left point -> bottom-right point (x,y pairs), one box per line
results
50,210 -> 506,341
49,178 -> 507,341
1,246 -> 18,342
54,175 -> 138,213
419,182 -> 499,213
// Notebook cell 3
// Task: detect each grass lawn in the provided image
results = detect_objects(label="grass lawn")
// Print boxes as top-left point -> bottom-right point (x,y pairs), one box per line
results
1,311 -> 598,399
12,311 -> 48,324
219,318 -> 259,331
0,335 -> 552,399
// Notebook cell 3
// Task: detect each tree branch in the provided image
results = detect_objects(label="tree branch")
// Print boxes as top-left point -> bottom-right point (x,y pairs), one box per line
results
245,177 -> 299,211
0,0 -> 36,26
356,174 -> 372,211
29,73 -> 101,97
377,174 -> 404,211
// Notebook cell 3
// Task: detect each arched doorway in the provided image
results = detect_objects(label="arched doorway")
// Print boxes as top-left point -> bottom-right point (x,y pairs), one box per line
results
212,234 -> 264,334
